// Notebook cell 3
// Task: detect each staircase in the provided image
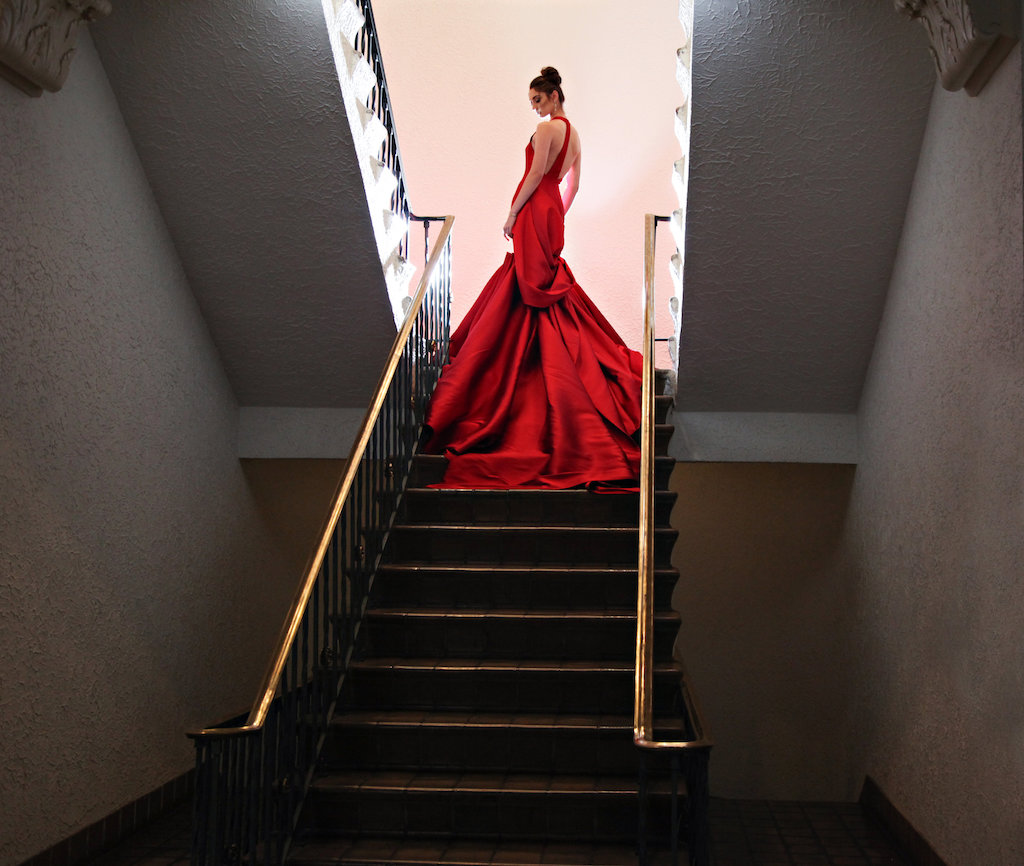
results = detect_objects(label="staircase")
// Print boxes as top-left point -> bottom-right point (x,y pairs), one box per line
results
289,388 -> 697,865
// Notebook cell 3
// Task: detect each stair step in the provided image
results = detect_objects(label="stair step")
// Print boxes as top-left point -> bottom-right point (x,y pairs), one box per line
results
410,454 -> 676,489
369,565 -> 677,610
324,709 -> 686,775
399,488 -> 676,527
382,525 -> 678,566
653,423 -> 672,454
653,393 -> 673,425
288,409 -> 702,861
344,659 -> 682,714
290,834 -> 680,866
302,770 -> 681,842
359,609 -> 679,661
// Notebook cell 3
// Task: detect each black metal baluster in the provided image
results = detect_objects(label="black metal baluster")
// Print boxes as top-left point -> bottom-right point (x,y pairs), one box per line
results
192,211 -> 451,866
638,752 -> 649,866
671,753 -> 681,866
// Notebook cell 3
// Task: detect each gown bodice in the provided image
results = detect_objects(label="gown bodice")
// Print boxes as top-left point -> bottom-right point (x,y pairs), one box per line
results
510,116 -> 575,309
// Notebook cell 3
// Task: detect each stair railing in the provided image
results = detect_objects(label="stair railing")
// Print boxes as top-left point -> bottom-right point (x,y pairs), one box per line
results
635,213 -> 713,866
189,214 -> 453,866
350,0 -> 411,257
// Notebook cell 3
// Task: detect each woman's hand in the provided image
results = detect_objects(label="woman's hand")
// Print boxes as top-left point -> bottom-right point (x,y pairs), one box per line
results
503,211 -> 517,240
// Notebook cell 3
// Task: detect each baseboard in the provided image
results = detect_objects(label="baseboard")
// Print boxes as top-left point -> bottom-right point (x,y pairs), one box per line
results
859,775 -> 948,866
18,769 -> 194,866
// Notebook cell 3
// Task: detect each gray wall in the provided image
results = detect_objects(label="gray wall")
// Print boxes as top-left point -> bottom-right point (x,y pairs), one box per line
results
0,35 -> 296,866
672,52 -> 1023,859
845,48 -> 1024,865
672,463 -> 860,800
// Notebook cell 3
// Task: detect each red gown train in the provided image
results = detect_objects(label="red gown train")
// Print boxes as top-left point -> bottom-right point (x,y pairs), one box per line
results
423,116 -> 642,489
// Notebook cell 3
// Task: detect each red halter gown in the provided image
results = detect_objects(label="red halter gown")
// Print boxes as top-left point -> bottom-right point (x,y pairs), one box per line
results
423,116 -> 642,489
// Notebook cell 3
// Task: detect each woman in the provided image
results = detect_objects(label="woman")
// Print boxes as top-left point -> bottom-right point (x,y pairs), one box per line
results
424,67 -> 642,490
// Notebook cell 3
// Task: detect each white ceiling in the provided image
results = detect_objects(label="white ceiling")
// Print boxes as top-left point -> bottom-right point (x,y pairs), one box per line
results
91,0 -> 397,408
679,0 -> 936,412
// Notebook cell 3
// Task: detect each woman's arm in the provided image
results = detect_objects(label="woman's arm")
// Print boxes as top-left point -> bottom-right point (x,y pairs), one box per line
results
560,151 -> 581,212
503,122 -> 557,239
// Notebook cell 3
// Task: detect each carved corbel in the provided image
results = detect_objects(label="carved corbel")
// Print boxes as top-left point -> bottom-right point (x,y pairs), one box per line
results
895,0 -> 1019,95
0,0 -> 112,97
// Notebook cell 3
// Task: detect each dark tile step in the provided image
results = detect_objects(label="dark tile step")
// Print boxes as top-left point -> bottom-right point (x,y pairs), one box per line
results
289,834 -> 684,865
369,565 -> 677,611
343,659 -> 682,715
410,455 -> 676,490
302,770 -> 684,843
398,488 -> 676,528
653,423 -> 672,455
358,609 -> 678,661
324,709 -> 687,775
382,526 -> 677,567
654,393 -> 673,425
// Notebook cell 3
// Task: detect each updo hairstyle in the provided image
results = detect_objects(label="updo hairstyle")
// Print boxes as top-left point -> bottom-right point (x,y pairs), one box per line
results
530,66 -> 565,104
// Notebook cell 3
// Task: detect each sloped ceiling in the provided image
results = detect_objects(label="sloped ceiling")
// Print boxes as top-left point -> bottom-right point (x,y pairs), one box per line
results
679,0 -> 936,412
89,0 -> 938,415
91,0 -> 396,408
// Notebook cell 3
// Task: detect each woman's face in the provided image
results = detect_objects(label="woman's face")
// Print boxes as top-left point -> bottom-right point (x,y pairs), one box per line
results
529,88 -> 558,117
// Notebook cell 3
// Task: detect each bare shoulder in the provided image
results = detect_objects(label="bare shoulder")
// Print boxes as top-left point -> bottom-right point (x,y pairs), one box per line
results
534,119 -> 560,141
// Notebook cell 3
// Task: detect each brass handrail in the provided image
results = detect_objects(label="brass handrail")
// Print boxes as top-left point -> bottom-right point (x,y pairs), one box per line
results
633,213 -> 712,752
192,213 -> 454,740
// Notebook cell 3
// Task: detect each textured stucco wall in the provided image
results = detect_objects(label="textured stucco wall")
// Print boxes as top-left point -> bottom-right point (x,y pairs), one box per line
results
90,0 -> 396,409
0,34 -> 296,866
682,0 -> 934,413
671,463 -> 860,800
844,49 -> 1024,864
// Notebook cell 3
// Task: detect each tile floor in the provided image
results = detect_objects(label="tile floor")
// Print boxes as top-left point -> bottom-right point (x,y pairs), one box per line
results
708,799 -> 910,865
86,797 -> 910,866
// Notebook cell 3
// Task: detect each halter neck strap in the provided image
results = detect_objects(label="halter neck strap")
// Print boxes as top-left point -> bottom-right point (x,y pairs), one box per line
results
549,116 -> 572,178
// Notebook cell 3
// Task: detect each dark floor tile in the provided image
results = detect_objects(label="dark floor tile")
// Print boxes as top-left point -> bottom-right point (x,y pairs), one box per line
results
80,790 -> 918,866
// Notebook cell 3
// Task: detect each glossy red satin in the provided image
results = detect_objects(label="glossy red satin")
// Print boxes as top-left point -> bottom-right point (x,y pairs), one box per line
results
424,117 -> 642,489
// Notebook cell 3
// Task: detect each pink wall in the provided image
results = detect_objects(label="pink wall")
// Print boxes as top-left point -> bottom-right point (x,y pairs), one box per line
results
374,0 -> 683,350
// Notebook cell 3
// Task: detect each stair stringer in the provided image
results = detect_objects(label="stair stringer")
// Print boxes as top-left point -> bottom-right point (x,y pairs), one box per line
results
321,0 -> 416,326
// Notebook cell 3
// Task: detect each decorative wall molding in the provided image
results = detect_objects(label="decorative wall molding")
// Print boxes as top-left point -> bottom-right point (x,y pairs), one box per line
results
894,0 -> 1019,95
0,0 -> 112,97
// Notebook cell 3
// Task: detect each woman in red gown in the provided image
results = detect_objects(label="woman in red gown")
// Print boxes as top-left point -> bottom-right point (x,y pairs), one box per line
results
424,67 -> 643,490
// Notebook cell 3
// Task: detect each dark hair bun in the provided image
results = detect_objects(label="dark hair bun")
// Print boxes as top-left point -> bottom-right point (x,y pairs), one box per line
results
540,66 -> 561,85
529,67 -> 566,103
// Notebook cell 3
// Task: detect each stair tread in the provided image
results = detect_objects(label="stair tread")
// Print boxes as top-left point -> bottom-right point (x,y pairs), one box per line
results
311,769 -> 675,796
332,709 -> 685,731
364,608 -> 679,623
290,835 -> 675,865
351,658 -> 680,674
376,564 -> 677,574
391,524 -> 677,533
